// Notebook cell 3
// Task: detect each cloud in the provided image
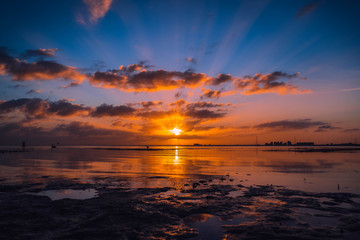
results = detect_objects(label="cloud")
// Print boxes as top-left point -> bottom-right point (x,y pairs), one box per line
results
0,121 -> 140,145
83,0 -> 113,23
89,69 -> 308,94
137,109 -> 226,121
48,100 -> 92,117
60,98 -> 75,102
54,121 -> 116,136
0,98 -> 49,118
130,69 -> 208,90
174,91 -> 187,99
0,122 -> 47,138
26,89 -> 41,94
314,124 -> 341,133
186,57 -> 196,64
207,73 -> 233,86
254,119 -> 327,130
235,71 -> 311,95
185,109 -> 226,119
21,48 -> 58,59
1,47 -> 311,97
200,89 -> 222,99
0,97 -> 230,124
90,104 -> 136,117
343,128 -> 360,133
0,48 -> 86,84
137,101 -> 163,109
8,84 -> 27,88
137,110 -> 176,120
181,119 -> 217,132
0,98 -> 91,118
137,100 -> 230,121
89,71 -> 127,88
170,99 -> 187,108
296,3 -> 318,18
186,101 -> 230,109
0,96 -> 230,144
182,101 -> 229,119
89,67 -> 210,91
254,119 -> 340,133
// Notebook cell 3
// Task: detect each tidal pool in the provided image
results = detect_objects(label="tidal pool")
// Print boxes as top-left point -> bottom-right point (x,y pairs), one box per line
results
33,188 -> 98,200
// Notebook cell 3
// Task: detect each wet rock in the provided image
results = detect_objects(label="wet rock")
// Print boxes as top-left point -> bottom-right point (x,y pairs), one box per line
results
244,185 -> 274,197
0,184 -> 23,192
0,181 -> 359,240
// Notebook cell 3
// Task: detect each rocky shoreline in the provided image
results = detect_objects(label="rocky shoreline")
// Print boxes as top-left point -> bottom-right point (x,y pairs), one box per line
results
1,177 -> 359,240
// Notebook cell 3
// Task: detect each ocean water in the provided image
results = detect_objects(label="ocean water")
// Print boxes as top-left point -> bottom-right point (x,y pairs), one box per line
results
0,146 -> 359,193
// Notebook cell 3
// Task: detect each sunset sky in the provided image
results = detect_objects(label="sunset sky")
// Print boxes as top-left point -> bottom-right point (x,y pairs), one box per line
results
0,0 -> 359,145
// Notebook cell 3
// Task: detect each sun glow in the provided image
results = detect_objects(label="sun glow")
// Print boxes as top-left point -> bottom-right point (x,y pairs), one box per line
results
169,127 -> 182,136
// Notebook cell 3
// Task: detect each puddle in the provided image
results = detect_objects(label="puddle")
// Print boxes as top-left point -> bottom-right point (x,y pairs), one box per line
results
294,207 -> 340,226
158,190 -> 191,198
181,199 -> 203,203
33,189 -> 98,200
255,197 -> 286,205
184,214 -> 225,240
228,190 -> 244,198
184,213 -> 250,239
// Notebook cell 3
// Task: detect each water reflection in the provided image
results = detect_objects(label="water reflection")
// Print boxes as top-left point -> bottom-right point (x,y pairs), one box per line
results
174,146 -> 179,165
0,146 -> 359,193
184,213 -> 250,240
34,188 -> 98,200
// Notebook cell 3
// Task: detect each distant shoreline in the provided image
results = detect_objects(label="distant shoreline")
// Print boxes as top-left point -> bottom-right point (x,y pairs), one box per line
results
1,143 -> 359,148
1,145 -> 360,154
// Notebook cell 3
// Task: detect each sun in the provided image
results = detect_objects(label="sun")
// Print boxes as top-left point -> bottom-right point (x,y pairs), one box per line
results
169,127 -> 182,136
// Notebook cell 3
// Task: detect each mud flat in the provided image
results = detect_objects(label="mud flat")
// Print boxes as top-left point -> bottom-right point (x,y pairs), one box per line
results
1,177 -> 359,240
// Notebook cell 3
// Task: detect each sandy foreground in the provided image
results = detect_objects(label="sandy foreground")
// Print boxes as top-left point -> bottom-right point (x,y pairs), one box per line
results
0,175 -> 359,240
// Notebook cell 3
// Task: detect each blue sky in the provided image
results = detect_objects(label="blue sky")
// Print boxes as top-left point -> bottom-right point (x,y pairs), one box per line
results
0,0 -> 359,145
1,0 -> 359,75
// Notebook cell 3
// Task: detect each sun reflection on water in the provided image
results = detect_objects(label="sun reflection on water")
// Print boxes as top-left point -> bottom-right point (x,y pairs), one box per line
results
174,146 -> 179,164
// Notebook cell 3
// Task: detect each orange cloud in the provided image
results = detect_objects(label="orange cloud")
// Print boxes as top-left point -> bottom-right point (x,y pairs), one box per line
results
136,101 -> 163,109
235,71 -> 311,95
0,48 -> 86,84
1,47 -> 311,96
207,73 -> 233,85
83,0 -> 113,23
89,71 -> 128,89
0,64 -> 5,74
200,88 -> 222,99
89,66 -> 211,92
26,89 -> 41,94
90,104 -> 136,117
88,65 -> 310,95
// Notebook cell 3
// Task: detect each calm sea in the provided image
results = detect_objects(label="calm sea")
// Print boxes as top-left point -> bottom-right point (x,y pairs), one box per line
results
0,146 -> 359,193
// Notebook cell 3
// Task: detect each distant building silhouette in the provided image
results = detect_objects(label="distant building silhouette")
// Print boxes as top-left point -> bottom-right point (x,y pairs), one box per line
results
265,141 -> 315,146
265,141 -> 292,146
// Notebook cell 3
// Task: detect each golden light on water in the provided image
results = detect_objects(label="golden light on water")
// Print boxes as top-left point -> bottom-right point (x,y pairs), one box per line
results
169,127 -> 182,136
174,147 -> 179,164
